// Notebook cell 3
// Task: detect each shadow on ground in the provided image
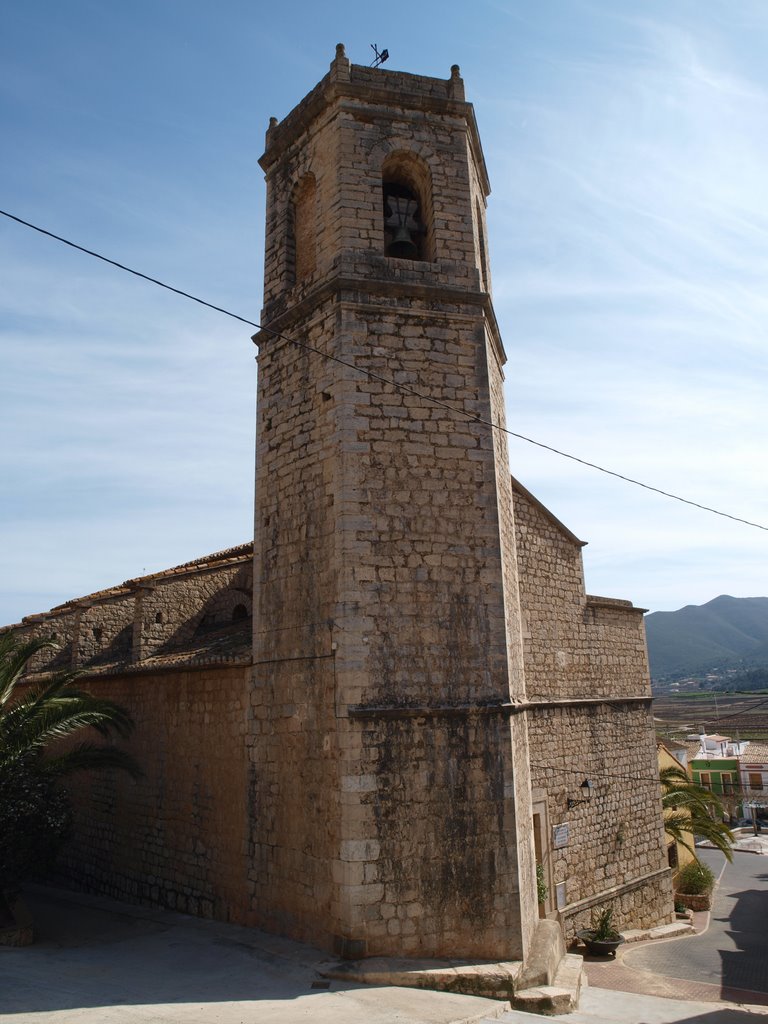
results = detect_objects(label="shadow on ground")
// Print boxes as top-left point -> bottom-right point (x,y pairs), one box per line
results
0,887 -> 349,1015
641,1014 -> 768,1023
719,872 -> 768,998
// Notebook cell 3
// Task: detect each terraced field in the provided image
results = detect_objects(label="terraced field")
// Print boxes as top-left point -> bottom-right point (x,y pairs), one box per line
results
653,691 -> 768,742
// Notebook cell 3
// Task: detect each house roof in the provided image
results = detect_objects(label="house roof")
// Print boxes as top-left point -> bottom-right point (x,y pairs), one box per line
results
658,736 -> 687,758
685,740 -> 702,762
657,738 -> 686,771
742,741 -> 768,764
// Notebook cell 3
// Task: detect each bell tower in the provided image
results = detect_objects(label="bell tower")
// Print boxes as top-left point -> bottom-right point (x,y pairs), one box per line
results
250,45 -> 538,961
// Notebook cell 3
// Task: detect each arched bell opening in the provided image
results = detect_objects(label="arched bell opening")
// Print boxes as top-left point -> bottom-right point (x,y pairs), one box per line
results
476,199 -> 489,292
381,152 -> 434,262
287,173 -> 317,286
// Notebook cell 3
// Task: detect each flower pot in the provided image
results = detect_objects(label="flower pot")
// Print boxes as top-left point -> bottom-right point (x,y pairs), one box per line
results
577,929 -> 624,957
674,891 -> 711,912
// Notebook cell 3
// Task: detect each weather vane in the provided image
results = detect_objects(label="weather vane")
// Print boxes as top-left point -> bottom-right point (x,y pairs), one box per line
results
370,44 -> 389,68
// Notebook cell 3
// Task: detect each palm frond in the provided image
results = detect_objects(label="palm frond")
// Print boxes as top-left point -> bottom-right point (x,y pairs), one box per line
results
0,634 -> 57,707
39,742 -> 142,781
0,634 -> 139,781
1,674 -> 136,766
660,765 -> 734,861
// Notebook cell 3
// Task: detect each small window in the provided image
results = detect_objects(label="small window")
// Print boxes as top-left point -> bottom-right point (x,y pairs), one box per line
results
232,604 -> 249,623
667,843 -> 678,869
749,773 -> 764,791
155,611 -> 164,625
92,627 -> 103,641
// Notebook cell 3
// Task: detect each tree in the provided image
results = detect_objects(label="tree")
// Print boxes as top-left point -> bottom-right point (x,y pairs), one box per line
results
0,633 -> 141,892
660,764 -> 734,862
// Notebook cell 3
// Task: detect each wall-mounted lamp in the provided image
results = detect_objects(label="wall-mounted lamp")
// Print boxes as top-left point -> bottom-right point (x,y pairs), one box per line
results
567,779 -> 593,810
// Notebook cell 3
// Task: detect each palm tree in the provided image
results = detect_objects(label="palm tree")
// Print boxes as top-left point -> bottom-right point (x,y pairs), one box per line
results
0,633 -> 140,892
660,764 -> 734,862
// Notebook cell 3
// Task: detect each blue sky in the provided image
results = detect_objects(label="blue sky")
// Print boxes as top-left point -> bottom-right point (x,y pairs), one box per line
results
1,0 -> 766,625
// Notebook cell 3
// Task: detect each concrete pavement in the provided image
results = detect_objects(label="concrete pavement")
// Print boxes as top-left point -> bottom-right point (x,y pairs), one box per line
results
485,987 -> 768,1023
0,886 -> 507,1024
3,845 -> 767,1024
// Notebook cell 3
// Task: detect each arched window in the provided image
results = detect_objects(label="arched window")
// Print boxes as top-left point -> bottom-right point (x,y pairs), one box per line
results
289,174 -> 317,285
381,152 -> 433,262
476,200 -> 489,291
232,603 -> 249,623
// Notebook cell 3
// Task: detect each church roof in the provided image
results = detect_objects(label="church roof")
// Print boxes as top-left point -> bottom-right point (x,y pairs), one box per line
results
40,542 -> 254,617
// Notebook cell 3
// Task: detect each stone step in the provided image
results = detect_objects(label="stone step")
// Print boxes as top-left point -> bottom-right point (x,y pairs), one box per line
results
484,985 -> 757,1024
322,956 -> 522,1001
621,921 -> 694,943
510,952 -> 584,1015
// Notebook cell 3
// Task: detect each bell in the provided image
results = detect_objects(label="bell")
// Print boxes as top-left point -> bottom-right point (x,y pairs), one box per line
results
385,194 -> 420,260
387,225 -> 418,260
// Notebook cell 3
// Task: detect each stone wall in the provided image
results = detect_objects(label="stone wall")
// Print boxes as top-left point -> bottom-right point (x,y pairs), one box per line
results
4,547 -> 255,925
55,664 -> 252,923
514,482 -> 675,937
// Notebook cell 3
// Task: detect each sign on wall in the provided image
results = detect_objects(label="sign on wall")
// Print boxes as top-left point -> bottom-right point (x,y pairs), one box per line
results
552,823 -> 569,849
556,882 -> 567,911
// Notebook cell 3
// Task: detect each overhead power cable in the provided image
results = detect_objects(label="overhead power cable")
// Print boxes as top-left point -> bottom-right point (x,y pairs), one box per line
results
2,206 -> 767,534
530,759 -> 754,788
707,695 -> 768,723
529,761 -> 667,787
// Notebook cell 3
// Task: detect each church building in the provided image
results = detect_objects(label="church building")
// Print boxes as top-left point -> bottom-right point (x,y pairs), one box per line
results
6,46 -> 674,1002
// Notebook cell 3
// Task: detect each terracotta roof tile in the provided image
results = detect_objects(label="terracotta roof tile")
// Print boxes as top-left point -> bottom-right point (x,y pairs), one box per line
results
742,741 -> 768,763
34,542 -> 254,617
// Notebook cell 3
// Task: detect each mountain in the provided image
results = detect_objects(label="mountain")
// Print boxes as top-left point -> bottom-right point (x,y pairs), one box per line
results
645,595 -> 768,681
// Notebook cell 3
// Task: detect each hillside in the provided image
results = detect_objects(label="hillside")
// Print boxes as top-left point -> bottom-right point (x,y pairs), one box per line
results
645,595 -> 768,682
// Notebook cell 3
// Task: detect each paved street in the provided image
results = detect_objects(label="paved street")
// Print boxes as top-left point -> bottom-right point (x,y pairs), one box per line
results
2,853 -> 766,1024
623,847 -> 768,1000
0,886 -> 504,1024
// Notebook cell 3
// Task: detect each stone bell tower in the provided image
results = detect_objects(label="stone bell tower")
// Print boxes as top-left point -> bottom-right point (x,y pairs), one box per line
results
250,45 -> 538,961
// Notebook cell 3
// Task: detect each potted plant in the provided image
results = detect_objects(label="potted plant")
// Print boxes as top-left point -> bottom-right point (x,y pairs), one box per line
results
577,904 -> 624,957
674,859 -> 715,911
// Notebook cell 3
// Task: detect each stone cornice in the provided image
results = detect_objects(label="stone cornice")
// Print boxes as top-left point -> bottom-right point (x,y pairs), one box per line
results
347,695 -> 652,719
259,66 -> 488,194
253,272 -> 507,368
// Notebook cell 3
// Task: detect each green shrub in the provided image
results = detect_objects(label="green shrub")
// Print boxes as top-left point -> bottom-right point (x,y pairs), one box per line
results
677,859 -> 715,895
590,904 -> 619,940
0,759 -> 72,892
536,863 -> 548,904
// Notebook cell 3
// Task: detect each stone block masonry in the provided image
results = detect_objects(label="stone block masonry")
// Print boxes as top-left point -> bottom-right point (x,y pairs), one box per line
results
251,48 -> 537,960
4,546 -> 255,925
56,664 -> 252,923
515,480 -> 674,938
